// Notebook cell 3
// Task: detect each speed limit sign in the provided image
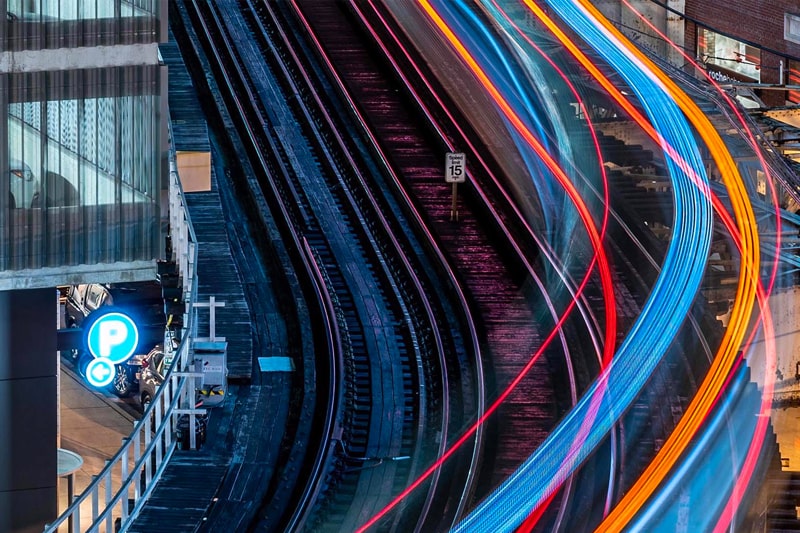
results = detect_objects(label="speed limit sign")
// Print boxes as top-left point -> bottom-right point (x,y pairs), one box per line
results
445,152 -> 466,221
445,152 -> 466,183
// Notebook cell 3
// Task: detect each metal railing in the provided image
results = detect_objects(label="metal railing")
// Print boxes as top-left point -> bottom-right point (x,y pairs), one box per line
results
45,132 -> 202,533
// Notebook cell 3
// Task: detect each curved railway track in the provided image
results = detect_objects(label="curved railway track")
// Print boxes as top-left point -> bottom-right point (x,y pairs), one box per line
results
287,2 -> 722,531
175,0 -> 698,530
143,0 -> 785,531
284,0 -> 575,522
164,0 -> 733,531
177,0 -> 484,530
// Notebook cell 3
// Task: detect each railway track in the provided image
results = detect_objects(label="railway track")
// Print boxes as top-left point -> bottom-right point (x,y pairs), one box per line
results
287,2 -> 722,531
176,0 -> 483,530
156,1 -> 791,531
176,0 -> 698,530
286,0 -> 577,522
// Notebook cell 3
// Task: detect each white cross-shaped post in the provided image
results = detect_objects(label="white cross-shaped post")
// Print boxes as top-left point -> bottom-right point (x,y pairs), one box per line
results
192,296 -> 226,342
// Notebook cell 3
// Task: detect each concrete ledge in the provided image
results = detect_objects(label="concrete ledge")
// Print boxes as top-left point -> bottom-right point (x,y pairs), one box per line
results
0,43 -> 160,73
0,260 -> 157,290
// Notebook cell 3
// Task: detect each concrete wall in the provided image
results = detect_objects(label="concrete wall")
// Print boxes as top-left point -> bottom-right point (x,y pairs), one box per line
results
753,286 -> 800,405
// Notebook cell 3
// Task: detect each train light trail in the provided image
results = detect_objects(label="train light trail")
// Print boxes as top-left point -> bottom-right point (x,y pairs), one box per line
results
544,1 -> 763,531
612,3 -> 781,531
511,4 -> 766,527
454,0 -> 716,528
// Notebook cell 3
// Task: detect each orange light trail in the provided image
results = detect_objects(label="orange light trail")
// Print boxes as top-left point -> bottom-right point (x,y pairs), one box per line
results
507,1 -> 771,530
616,5 -> 780,529
538,1 -> 763,530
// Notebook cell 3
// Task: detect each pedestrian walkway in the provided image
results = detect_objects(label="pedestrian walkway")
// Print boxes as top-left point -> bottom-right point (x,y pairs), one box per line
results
56,364 -> 138,528
161,24 -> 252,381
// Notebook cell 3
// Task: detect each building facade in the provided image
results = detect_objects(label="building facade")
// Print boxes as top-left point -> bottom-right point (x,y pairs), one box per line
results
595,0 -> 800,107
684,0 -> 800,106
0,2 -> 167,531
1,0 -> 168,288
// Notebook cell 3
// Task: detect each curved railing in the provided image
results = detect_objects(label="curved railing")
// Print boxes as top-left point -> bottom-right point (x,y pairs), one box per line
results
45,126 -> 202,533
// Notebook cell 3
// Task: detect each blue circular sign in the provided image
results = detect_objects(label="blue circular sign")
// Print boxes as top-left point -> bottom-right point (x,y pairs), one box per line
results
85,311 -> 139,364
85,358 -> 116,388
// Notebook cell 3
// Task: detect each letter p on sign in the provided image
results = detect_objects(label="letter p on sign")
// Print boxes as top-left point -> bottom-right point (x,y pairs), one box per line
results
98,320 -> 127,357
85,311 -> 139,364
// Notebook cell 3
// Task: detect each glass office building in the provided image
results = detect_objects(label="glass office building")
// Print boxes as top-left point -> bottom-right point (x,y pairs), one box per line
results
0,0 -> 167,287
4,0 -> 163,49
0,3 -> 167,530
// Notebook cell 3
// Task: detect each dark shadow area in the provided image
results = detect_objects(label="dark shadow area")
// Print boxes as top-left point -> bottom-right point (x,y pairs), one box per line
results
33,171 -> 79,208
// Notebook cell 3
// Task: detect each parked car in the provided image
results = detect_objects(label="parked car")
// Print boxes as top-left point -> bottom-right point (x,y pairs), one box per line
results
137,343 -> 168,412
64,284 -> 113,328
65,282 -> 165,328
138,342 -> 206,448
9,159 -> 40,209
73,348 -> 144,398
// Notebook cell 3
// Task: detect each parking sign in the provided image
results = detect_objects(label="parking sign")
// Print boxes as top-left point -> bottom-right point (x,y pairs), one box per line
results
85,310 -> 139,364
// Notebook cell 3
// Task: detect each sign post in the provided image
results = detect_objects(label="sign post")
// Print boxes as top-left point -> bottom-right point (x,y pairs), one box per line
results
193,296 -> 228,407
445,152 -> 466,221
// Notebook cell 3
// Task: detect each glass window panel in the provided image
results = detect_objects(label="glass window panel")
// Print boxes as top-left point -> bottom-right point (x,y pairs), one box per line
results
697,27 -> 761,82
788,60 -> 800,105
785,13 -> 800,45
80,98 -> 96,163
78,0 -> 97,20
1,66 -> 162,271
2,1 -> 164,51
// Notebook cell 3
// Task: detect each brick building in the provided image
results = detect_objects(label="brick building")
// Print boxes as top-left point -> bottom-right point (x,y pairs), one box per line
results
597,0 -> 800,107
684,0 -> 800,106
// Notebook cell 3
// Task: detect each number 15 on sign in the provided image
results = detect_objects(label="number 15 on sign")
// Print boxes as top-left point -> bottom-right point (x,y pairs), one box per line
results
445,152 -> 466,221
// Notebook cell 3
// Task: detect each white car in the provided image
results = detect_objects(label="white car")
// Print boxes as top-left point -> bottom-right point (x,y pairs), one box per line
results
9,159 -> 40,208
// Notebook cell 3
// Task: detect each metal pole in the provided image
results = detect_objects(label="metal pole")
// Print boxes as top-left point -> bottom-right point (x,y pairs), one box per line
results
67,474 -> 73,532
451,182 -> 458,221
